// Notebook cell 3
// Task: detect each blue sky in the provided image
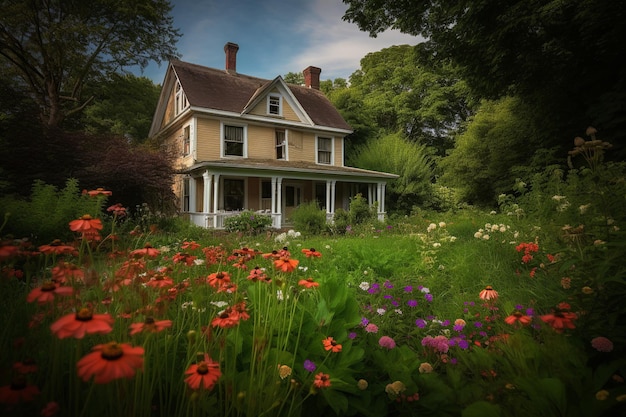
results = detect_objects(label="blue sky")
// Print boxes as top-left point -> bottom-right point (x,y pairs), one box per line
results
135,0 -> 422,84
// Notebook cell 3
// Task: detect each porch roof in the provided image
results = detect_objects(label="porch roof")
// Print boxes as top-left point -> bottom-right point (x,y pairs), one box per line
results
183,159 -> 399,181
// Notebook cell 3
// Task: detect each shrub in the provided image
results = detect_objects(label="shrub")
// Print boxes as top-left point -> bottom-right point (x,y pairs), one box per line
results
223,210 -> 272,235
330,208 -> 351,235
292,201 -> 328,235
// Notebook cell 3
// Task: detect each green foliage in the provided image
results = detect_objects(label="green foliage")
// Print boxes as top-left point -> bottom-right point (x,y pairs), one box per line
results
0,178 -> 104,243
352,133 -> 434,214
292,201 -> 328,235
223,210 -> 272,235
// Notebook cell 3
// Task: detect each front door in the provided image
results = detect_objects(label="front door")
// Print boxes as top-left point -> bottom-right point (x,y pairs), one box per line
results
283,184 -> 302,223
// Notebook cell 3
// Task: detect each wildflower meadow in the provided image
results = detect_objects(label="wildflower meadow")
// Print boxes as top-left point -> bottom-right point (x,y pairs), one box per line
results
1,137 -> 626,417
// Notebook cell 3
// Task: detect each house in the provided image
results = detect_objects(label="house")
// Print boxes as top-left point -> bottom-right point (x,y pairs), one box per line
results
148,42 -> 398,229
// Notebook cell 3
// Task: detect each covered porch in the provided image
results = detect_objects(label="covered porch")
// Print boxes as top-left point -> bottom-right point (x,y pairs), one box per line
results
178,160 -> 397,229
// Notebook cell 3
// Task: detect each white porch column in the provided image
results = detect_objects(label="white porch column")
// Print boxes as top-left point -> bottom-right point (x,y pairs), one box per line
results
368,183 -> 374,205
202,171 -> 212,213
326,180 -> 336,215
212,174 -> 220,213
188,177 -> 197,213
275,177 -> 283,213
376,182 -> 386,216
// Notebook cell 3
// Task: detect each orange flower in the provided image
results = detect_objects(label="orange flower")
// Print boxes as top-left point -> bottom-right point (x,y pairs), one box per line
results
69,215 -> 103,233
107,203 -> 127,218
207,271 -> 232,289
0,376 -> 40,404
301,248 -> 322,258
38,240 -> 78,256
50,308 -> 114,339
479,286 -> 499,301
144,274 -> 174,289
26,281 -> 74,304
184,353 -> 221,390
322,336 -> 342,353
298,278 -> 319,288
86,188 -> 112,197
76,342 -> 144,384
51,261 -> 85,284
247,266 -> 269,282
211,308 -> 240,329
181,241 -> 201,250
130,244 -> 160,258
504,311 -> 532,327
313,372 -> 331,389
540,310 -> 577,333
274,257 -> 299,273
129,317 -> 173,335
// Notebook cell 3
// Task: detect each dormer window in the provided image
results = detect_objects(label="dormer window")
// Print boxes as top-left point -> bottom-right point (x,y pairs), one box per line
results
175,81 -> 188,115
268,94 -> 282,116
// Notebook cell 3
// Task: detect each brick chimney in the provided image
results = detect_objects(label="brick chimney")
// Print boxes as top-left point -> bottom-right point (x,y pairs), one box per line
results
224,42 -> 239,74
303,66 -> 321,90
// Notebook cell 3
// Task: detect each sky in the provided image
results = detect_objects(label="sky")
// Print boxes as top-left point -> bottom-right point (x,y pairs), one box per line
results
136,0 -> 422,84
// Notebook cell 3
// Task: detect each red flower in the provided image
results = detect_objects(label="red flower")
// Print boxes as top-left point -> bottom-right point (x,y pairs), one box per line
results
38,240 -> 78,256
144,273 -> 174,289
211,308 -> 240,329
301,248 -> 322,258
182,241 -> 201,250
322,336 -> 342,353
26,281 -> 74,304
130,244 -> 160,258
50,308 -> 114,339
51,261 -> 85,284
107,203 -> 127,218
129,317 -> 172,335
76,342 -> 144,384
41,401 -> 60,417
540,309 -> 577,333
172,252 -> 197,266
207,271 -> 232,289
0,376 -> 40,404
247,266 -> 269,282
504,311 -> 532,327
86,188 -> 112,197
478,286 -> 498,301
13,359 -> 38,374
184,353 -> 221,390
274,257 -> 299,273
313,372 -> 331,389
69,215 -> 103,233
298,278 -> 319,288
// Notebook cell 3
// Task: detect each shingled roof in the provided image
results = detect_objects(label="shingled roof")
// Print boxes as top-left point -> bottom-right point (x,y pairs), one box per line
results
171,60 -> 352,131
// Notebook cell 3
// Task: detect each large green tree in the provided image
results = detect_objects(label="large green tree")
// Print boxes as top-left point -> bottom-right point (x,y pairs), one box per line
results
0,0 -> 180,129
342,0 -> 626,157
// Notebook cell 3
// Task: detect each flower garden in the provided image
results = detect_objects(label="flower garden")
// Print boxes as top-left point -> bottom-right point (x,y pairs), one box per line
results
1,141 -> 626,417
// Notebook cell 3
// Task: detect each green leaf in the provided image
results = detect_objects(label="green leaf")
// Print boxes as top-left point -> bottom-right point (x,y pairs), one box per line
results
462,401 -> 501,417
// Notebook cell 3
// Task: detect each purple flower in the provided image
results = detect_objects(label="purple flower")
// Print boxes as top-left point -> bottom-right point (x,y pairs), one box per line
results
458,339 -> 469,349
440,319 -> 450,326
303,360 -> 316,372
474,321 -> 483,328
404,285 -> 413,293
424,293 -> 433,302
407,299 -> 418,307
383,294 -> 394,300
361,317 -> 369,326
415,318 -> 427,328
384,280 -> 393,289
379,336 -> 396,349
368,283 -> 380,294
453,324 -> 464,332
526,308 -> 535,316
348,332 -> 357,339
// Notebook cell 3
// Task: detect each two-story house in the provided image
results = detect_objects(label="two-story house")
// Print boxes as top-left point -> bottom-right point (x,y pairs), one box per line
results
148,42 -> 398,229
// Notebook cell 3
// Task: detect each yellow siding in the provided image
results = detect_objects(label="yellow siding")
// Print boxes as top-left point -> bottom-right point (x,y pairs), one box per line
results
196,118 -> 221,160
247,90 -> 301,123
288,130 -> 316,163
282,101 -> 299,122
248,125 -> 275,159
195,179 -> 204,212
334,137 -> 343,166
162,89 -> 175,128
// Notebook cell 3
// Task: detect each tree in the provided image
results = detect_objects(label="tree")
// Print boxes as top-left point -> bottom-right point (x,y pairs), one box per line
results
283,72 -> 304,85
351,132 -> 434,214
80,74 -> 161,143
342,0 -> 626,157
0,0 -> 180,129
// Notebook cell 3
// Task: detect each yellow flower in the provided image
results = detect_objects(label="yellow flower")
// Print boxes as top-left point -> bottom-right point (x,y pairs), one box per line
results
357,379 -> 368,390
419,362 -> 433,374
582,286 -> 594,294
595,390 -> 610,401
616,394 -> 626,402
277,364 -> 292,380
385,381 -> 406,396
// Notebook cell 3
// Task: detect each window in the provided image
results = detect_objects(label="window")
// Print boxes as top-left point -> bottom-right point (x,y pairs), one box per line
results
182,125 -> 190,155
268,94 -> 281,115
223,179 -> 245,211
182,177 -> 190,212
315,182 -> 326,209
223,125 -> 245,157
317,136 -> 332,164
275,129 -> 286,159
261,181 -> 272,211
175,81 -> 188,115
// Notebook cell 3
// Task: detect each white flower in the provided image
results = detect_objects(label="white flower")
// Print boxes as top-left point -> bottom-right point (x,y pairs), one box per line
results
427,223 -> 437,233
433,242 -> 441,248
287,229 -> 301,237
275,233 -> 287,243
514,231 -> 519,238
579,204 -> 591,214
210,301 -> 229,308
491,224 -> 499,232
395,309 -> 403,315
490,210 -> 497,215
420,287 -> 430,293
377,308 -> 386,315
438,222 -> 446,228
552,195 -> 566,201
449,236 -> 457,242
482,234 -> 490,240
325,245 -> 331,249
276,290 -> 284,301
499,226 -> 506,233
359,282 -> 370,291
159,246 -> 171,253
193,259 -> 205,266
474,231 -> 483,239
299,266 -> 308,272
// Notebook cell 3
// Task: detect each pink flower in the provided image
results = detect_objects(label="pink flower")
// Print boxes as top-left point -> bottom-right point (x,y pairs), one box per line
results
379,336 -> 396,349
591,336 -> 614,352
365,323 -> 379,333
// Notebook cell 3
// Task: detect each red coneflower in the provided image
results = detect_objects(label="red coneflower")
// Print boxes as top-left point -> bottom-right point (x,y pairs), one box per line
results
274,257 -> 299,273
313,372 -> 331,389
0,375 -> 40,404
86,188 -> 112,197
129,317 -> 173,335
540,310 -> 577,333
301,248 -> 322,258
181,241 -> 201,250
172,252 -> 197,266
247,266 -> 269,282
106,203 -> 127,218
130,244 -> 160,259
38,240 -> 78,256
504,311 -> 532,327
298,278 -> 319,288
184,353 -> 221,390
51,261 -> 85,284
211,308 -> 241,329
144,274 -> 174,289
26,281 -> 74,305
76,342 -> 144,384
50,308 -> 114,339
479,286 -> 499,301
322,336 -> 342,353
207,271 -> 232,289
69,215 -> 103,233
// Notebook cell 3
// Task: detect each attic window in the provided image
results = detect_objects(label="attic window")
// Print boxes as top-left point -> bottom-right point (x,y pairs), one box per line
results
268,94 -> 282,116
175,81 -> 189,115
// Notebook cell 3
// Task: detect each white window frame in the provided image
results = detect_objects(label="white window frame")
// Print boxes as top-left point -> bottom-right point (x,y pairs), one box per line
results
221,123 -> 247,158
182,125 -> 191,156
275,129 -> 287,160
316,136 -> 333,165
175,81 -> 188,116
267,94 -> 282,116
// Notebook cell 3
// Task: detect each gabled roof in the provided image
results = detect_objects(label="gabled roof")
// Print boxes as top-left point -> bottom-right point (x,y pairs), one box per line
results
167,60 -> 351,131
